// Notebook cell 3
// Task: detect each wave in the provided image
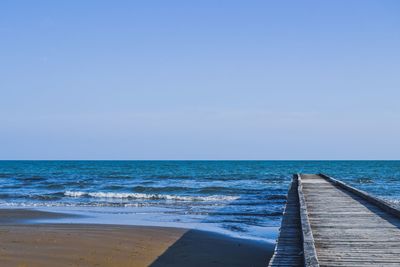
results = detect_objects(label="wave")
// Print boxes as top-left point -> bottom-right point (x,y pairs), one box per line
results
18,176 -> 47,182
132,186 -> 191,193
356,177 -> 374,184
150,175 -> 192,179
0,192 -> 63,200
266,195 -> 287,200
198,186 -> 266,195
0,201 -> 154,208
64,191 -> 239,202
39,184 -> 66,190
386,199 -> 400,207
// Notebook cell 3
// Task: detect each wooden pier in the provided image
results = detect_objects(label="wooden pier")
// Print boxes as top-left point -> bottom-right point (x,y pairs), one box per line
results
269,173 -> 400,267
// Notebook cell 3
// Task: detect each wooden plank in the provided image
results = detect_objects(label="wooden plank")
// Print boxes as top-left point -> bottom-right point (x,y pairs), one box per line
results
319,173 -> 400,218
269,173 -> 400,267
297,174 -> 319,267
300,174 -> 400,267
268,175 -> 303,267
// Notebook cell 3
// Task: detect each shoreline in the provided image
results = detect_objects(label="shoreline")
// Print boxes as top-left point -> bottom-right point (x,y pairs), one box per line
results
0,205 -> 279,243
0,208 -> 274,267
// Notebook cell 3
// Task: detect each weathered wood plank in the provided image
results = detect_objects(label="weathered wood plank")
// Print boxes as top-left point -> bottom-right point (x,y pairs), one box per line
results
269,173 -> 400,267
297,174 -> 319,267
268,176 -> 303,267
300,174 -> 400,267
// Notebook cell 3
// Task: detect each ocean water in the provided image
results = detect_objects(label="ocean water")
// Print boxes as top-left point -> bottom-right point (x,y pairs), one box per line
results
0,160 -> 399,242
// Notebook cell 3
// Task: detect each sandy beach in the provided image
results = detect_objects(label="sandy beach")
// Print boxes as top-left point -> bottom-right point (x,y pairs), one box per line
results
0,209 -> 274,267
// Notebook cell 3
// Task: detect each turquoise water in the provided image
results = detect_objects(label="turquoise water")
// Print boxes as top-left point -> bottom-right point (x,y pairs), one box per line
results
0,161 -> 399,241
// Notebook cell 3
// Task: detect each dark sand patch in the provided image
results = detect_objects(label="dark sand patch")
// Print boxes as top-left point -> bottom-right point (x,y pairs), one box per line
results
0,209 -> 77,224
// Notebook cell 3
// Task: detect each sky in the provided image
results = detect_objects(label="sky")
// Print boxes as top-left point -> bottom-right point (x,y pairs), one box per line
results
1,0 -> 400,160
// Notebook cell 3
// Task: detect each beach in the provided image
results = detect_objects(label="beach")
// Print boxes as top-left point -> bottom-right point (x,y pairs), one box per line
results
1,161 -> 399,266
0,209 -> 274,267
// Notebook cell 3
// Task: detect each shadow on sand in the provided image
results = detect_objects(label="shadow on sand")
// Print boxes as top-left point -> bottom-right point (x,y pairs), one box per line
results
149,194 -> 278,267
149,228 -> 274,267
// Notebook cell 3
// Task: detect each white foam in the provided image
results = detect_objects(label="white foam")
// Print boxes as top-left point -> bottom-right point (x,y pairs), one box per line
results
64,191 -> 86,197
64,191 -> 238,202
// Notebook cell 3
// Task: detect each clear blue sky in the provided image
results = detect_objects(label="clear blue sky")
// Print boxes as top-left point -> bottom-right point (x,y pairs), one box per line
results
1,0 -> 399,160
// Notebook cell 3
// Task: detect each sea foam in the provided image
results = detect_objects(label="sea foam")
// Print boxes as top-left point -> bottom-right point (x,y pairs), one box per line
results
64,191 -> 239,201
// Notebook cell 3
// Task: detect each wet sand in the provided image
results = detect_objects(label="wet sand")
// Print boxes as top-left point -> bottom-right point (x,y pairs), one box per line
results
0,209 -> 274,267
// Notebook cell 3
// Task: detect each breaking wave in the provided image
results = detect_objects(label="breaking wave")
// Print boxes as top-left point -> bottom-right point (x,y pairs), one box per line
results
64,191 -> 239,202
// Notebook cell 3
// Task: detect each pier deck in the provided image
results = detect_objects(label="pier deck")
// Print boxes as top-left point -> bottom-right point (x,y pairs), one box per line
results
268,176 -> 303,266
269,174 -> 400,267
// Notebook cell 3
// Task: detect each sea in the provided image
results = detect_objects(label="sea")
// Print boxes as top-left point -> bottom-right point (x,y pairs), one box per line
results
0,160 -> 399,243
